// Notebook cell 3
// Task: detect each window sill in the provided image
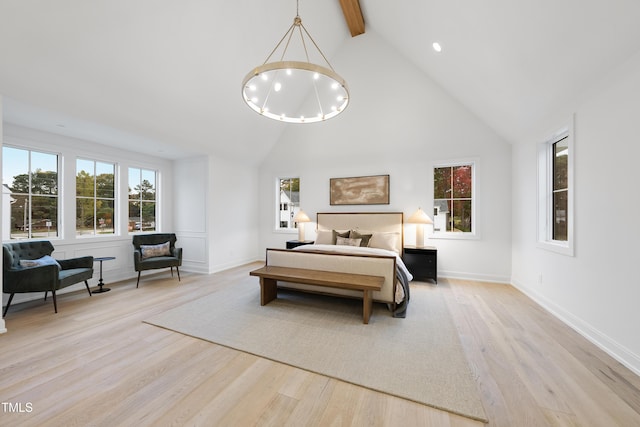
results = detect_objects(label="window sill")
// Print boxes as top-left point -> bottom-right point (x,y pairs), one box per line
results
537,240 -> 574,257
273,228 -> 298,234
429,232 -> 479,241
77,234 -> 118,239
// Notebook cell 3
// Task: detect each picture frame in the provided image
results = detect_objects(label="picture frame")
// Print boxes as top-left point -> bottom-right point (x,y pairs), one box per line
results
330,174 -> 390,205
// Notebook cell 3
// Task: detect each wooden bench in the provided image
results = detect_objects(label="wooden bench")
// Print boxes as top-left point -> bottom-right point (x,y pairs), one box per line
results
249,265 -> 384,324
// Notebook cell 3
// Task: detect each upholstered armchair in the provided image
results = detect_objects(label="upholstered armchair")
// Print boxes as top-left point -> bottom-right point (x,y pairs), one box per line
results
132,233 -> 182,287
2,241 -> 93,316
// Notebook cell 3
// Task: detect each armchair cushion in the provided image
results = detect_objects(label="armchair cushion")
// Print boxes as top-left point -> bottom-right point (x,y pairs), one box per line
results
19,255 -> 62,270
140,242 -> 171,259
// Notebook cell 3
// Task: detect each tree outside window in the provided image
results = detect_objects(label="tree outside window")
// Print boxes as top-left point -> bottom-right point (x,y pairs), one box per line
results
2,146 -> 59,240
76,159 -> 115,236
128,168 -> 157,233
433,164 -> 474,233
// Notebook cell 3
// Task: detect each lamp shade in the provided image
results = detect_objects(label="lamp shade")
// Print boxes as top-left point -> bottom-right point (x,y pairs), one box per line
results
407,208 -> 433,224
293,210 -> 311,223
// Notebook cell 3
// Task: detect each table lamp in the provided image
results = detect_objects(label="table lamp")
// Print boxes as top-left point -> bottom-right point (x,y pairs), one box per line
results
293,210 -> 311,241
407,208 -> 433,248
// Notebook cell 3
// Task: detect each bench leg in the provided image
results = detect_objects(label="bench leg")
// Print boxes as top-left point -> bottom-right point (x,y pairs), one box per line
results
362,290 -> 373,324
260,277 -> 277,306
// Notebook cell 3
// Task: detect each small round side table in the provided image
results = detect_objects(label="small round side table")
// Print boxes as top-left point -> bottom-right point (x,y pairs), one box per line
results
93,256 -> 116,293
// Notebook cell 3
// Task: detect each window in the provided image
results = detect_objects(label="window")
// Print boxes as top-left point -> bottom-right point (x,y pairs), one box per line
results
433,162 -> 475,236
552,138 -> 568,241
538,122 -> 574,255
276,177 -> 300,230
76,159 -> 116,236
128,167 -> 157,233
2,146 -> 59,240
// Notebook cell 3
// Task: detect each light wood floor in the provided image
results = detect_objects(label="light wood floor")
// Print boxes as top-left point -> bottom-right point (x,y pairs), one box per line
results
1,263 -> 639,426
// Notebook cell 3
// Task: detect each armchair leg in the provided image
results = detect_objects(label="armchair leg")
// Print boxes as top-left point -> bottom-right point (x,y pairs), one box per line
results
52,290 -> 58,313
44,291 -> 48,301
176,266 -> 181,282
136,271 -> 141,288
171,266 -> 174,277
85,281 -> 92,296
3,293 -> 15,317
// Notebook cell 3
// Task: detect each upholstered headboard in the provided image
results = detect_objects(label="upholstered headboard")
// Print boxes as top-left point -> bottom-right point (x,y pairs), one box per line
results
316,212 -> 404,253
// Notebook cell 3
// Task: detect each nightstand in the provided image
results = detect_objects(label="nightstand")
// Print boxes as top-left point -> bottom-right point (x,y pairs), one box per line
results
286,240 -> 315,249
403,246 -> 437,283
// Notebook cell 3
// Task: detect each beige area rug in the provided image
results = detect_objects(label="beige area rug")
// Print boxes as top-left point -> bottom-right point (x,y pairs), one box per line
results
144,279 -> 487,422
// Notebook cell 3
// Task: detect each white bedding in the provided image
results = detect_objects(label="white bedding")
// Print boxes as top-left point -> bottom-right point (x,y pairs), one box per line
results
293,244 -> 413,304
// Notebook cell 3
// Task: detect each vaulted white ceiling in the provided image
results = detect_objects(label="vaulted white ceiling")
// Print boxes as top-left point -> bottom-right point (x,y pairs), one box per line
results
2,1 -> 640,162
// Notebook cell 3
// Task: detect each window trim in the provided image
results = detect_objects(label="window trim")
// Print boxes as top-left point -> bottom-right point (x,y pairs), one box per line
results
75,158 -> 117,238
537,118 -> 574,256
275,176 -> 300,233
128,167 -> 158,234
2,144 -> 61,241
431,159 -> 478,240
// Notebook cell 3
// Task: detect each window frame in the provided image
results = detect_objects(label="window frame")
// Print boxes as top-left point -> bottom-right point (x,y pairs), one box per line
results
75,158 -> 117,238
2,145 -> 61,241
537,119 -> 574,256
128,167 -> 158,234
275,176 -> 300,233
431,160 -> 478,240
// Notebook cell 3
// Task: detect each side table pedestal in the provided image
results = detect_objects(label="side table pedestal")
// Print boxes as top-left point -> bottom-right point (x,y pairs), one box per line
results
93,256 -> 116,293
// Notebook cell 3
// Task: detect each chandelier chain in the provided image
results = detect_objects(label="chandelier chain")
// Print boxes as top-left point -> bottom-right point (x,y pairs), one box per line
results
263,22 -> 295,65
298,22 -> 336,72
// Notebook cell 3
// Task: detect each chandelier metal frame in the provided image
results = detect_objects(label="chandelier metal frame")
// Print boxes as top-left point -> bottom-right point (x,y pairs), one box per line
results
241,4 -> 349,123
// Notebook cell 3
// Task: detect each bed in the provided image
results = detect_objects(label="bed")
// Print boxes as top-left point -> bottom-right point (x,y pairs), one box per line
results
265,212 -> 413,317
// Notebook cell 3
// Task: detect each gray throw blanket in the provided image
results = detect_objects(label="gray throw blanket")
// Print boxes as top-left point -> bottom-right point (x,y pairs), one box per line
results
391,266 -> 410,318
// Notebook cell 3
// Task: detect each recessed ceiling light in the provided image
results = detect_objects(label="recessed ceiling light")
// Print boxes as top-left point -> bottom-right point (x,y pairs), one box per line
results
432,42 -> 442,53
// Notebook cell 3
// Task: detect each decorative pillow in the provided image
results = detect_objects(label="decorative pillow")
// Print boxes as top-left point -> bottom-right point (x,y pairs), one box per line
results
331,229 -> 350,244
350,230 -> 372,247
336,236 -> 362,247
314,230 -> 333,245
19,255 -> 62,270
141,242 -> 171,259
368,232 -> 399,253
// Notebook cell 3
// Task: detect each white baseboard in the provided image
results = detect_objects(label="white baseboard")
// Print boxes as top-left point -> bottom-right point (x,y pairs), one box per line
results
439,269 -> 511,284
512,278 -> 640,377
180,262 -> 210,275
210,256 -> 263,274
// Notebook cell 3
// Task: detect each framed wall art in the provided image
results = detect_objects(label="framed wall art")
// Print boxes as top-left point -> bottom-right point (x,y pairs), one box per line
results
329,174 -> 390,205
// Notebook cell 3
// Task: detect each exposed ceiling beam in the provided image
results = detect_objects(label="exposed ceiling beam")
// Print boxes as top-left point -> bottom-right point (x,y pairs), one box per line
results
339,0 -> 365,37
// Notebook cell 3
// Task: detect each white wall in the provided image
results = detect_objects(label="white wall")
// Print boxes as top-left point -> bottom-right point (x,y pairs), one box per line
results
259,31 -> 513,283
173,154 -> 260,274
209,155 -> 261,272
511,49 -> 640,374
2,124 -> 174,307
173,156 -> 209,273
